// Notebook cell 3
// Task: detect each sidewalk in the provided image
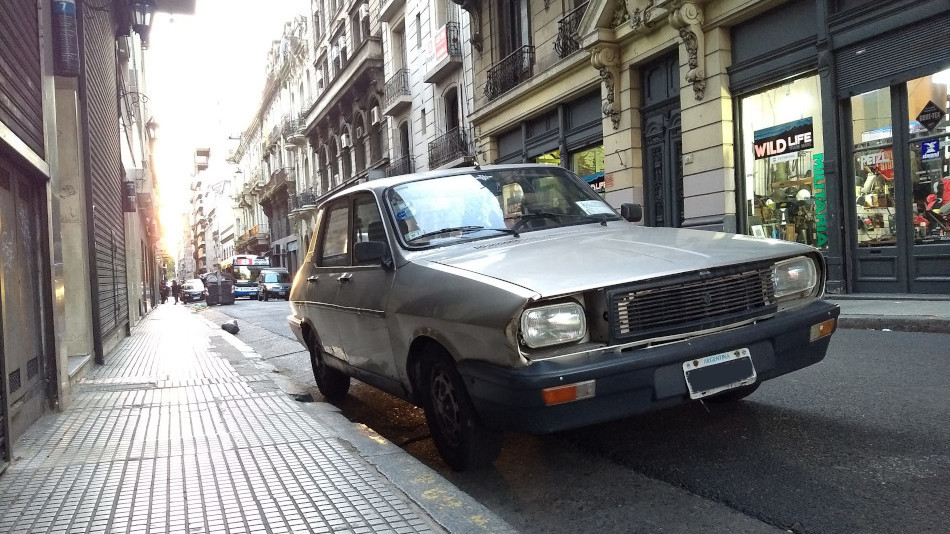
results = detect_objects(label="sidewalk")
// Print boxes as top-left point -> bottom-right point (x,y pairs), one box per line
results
0,304 -> 516,534
828,294 -> 950,333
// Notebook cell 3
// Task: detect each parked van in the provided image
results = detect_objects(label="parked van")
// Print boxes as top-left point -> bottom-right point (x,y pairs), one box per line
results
256,268 -> 291,301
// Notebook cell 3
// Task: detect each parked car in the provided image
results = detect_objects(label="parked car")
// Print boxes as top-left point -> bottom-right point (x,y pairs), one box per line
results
287,164 -> 840,471
257,268 -> 292,301
180,278 -> 205,303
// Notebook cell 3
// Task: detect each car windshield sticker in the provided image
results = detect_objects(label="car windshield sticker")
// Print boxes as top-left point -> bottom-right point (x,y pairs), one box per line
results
575,200 -> 615,215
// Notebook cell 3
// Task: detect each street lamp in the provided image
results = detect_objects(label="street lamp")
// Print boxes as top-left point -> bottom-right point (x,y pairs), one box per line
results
145,118 -> 159,140
130,0 -> 156,45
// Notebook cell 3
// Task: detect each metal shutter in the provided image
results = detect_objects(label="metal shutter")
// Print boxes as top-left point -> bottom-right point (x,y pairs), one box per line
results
80,7 -> 128,360
0,0 -> 44,157
835,17 -> 950,97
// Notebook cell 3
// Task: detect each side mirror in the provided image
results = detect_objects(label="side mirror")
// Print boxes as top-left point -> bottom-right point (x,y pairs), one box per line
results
354,241 -> 393,270
620,203 -> 643,222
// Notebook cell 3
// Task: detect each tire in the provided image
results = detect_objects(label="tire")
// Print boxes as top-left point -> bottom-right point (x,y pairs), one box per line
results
421,349 -> 503,471
308,334 -> 350,402
704,383 -> 761,404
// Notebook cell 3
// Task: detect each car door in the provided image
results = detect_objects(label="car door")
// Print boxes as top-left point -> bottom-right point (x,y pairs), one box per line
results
300,199 -> 351,362
334,193 -> 397,377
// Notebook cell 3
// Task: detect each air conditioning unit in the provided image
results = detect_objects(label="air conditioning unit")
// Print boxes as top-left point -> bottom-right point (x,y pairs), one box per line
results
341,133 -> 351,148
371,106 -> 381,124
355,126 -> 364,138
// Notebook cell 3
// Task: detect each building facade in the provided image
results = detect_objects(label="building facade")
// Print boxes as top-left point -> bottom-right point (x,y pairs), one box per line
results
456,0 -> 948,295
1,0 -> 194,470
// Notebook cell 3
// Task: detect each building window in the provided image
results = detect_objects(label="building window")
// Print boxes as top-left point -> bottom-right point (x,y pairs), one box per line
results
421,108 -> 427,134
571,145 -> 605,194
416,13 -> 422,49
740,74 -> 826,247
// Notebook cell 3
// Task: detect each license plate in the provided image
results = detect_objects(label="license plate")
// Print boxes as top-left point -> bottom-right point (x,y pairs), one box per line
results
683,348 -> 756,399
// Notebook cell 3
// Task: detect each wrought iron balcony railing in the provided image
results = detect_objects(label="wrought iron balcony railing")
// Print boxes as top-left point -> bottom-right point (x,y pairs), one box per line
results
294,188 -> 318,210
428,127 -> 471,168
384,68 -> 411,109
445,22 -> 462,58
555,2 -> 588,58
485,46 -> 535,101
385,154 -> 413,177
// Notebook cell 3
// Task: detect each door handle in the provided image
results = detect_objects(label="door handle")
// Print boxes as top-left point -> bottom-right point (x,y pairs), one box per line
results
307,275 -> 319,282
338,272 -> 352,283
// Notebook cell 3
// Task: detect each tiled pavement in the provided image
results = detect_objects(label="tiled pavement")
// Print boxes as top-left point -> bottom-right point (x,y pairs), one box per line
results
0,304 -> 513,534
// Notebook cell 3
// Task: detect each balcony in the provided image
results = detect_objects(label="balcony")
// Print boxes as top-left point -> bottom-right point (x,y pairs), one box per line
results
293,188 -> 318,211
379,0 -> 404,23
285,117 -> 307,147
385,154 -> 413,177
485,46 -> 535,101
383,68 -> 411,116
424,22 -> 463,84
236,223 -> 271,255
555,2 -> 588,59
428,127 -> 474,169
260,167 -> 294,204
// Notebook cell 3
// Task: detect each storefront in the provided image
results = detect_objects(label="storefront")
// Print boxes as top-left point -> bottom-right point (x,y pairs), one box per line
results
731,0 -> 950,295
494,91 -> 605,191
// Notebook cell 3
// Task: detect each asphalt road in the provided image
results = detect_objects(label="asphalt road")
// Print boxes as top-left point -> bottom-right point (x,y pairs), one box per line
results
200,299 -> 949,534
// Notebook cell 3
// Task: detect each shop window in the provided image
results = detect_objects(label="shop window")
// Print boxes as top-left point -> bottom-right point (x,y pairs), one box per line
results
571,145 -> 604,194
850,87 -> 895,246
740,75 -> 827,247
534,149 -> 560,166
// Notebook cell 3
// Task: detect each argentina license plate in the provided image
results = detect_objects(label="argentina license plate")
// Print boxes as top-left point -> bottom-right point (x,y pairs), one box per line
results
683,348 -> 756,399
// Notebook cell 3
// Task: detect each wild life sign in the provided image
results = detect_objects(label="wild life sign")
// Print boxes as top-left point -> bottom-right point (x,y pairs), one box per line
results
753,118 -> 814,160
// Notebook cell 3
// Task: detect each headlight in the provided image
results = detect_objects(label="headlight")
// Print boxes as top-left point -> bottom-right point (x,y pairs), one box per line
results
520,302 -> 587,348
772,256 -> 818,300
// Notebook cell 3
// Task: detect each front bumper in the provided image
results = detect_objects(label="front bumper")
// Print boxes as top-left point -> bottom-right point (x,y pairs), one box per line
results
458,299 -> 839,434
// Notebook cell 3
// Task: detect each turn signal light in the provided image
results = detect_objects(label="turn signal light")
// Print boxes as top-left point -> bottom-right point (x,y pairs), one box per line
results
541,380 -> 595,406
809,318 -> 837,341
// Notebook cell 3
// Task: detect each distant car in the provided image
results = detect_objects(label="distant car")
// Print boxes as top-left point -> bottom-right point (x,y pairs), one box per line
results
257,268 -> 292,301
180,278 -> 205,303
287,164 -> 840,471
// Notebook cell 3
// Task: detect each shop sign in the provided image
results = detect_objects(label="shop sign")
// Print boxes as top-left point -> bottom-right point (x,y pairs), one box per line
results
812,153 -> 828,248
753,118 -> 814,160
916,100 -> 944,132
921,138 -> 940,161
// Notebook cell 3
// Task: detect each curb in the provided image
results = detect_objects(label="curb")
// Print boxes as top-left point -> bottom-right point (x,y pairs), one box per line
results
200,312 -> 519,534
837,316 -> 950,334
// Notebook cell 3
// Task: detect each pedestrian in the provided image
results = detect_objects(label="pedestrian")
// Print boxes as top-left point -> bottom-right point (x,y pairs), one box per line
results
160,281 -> 169,304
171,279 -> 181,304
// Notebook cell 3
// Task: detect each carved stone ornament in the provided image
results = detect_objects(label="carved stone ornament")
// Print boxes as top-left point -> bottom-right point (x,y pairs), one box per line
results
590,45 -> 621,130
450,0 -> 482,52
670,2 -> 706,101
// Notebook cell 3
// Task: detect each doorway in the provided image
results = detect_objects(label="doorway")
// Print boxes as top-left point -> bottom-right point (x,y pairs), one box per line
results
641,53 -> 684,227
848,71 -> 950,293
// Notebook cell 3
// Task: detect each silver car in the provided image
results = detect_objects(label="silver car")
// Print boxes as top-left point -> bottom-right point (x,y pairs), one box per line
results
287,164 -> 839,470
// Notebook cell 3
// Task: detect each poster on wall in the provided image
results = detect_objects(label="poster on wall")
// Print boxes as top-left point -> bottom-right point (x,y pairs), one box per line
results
753,118 -> 814,160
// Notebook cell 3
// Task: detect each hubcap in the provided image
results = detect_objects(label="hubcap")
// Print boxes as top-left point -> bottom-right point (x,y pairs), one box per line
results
431,367 -> 461,445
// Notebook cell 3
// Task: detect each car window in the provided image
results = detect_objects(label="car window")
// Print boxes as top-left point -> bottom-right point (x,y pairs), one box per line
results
384,167 -> 616,247
319,201 -> 350,267
353,194 -> 385,265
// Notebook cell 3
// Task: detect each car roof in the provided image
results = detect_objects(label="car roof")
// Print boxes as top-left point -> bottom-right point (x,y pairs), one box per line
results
321,163 -> 561,204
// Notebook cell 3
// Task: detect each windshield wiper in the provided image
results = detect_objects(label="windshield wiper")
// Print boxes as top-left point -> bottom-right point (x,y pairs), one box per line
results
510,212 -> 562,236
406,225 -> 514,243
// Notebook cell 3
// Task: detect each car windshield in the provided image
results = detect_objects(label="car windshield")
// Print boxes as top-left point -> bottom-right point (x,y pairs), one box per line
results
263,272 -> 290,283
385,167 -> 618,247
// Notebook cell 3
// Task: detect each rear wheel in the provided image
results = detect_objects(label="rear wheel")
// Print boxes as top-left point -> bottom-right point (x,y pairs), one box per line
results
421,349 -> 503,471
308,334 -> 350,401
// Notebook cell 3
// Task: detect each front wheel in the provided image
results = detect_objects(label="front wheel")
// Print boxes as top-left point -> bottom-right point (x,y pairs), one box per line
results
421,350 -> 503,471
308,335 -> 350,402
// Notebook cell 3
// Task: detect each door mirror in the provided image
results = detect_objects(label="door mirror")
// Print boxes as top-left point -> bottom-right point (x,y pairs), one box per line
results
620,203 -> 643,222
354,241 -> 393,269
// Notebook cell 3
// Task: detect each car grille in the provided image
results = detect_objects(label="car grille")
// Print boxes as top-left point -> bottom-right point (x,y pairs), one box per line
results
607,266 -> 777,343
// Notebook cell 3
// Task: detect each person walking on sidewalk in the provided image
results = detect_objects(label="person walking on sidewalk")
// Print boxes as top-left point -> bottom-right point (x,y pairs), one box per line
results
160,281 -> 169,304
171,279 -> 181,304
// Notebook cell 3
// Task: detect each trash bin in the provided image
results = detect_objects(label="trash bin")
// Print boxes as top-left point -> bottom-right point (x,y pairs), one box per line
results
204,273 -> 235,305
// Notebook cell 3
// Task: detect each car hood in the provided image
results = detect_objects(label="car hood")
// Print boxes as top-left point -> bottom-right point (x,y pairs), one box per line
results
419,224 -> 815,298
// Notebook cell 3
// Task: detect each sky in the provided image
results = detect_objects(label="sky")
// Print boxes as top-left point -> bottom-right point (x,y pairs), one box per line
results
145,0 -> 310,255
